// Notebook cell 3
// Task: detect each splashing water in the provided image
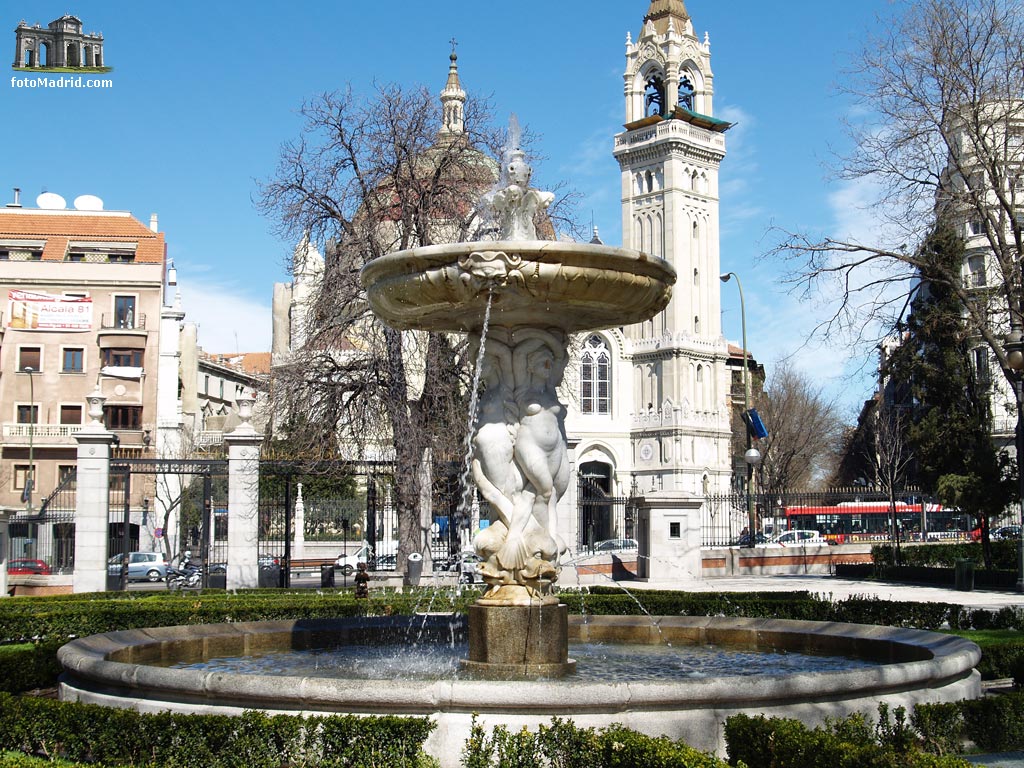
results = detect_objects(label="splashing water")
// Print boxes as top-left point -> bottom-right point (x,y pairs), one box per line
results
455,286 -> 495,559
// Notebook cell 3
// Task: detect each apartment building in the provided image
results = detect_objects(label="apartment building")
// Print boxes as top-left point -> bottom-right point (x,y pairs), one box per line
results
0,190 -> 165,560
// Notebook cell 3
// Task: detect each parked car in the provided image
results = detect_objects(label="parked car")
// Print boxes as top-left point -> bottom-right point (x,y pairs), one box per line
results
732,532 -> 768,547
7,558 -> 51,575
761,530 -> 830,548
593,538 -> 639,553
442,550 -> 482,583
107,552 -> 168,582
993,525 -> 1021,540
335,542 -> 372,575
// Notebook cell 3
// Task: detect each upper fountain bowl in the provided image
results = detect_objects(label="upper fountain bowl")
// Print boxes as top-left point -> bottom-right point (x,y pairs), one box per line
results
360,240 -> 676,334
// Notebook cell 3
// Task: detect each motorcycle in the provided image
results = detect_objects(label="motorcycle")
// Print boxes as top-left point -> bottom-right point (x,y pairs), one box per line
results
166,562 -> 202,591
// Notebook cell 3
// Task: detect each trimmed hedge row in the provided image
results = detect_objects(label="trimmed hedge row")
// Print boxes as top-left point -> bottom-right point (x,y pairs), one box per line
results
0,693 -> 436,768
724,708 -> 973,767
462,716 -> 730,768
873,540 -> 1018,570
913,692 -> 1024,753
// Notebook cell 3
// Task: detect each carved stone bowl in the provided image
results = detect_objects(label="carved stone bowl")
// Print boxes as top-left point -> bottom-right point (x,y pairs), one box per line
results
360,241 -> 676,333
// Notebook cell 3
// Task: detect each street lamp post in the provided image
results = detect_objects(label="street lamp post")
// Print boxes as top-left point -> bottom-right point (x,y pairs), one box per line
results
720,273 -> 760,545
1002,328 -> 1024,592
21,366 -> 35,514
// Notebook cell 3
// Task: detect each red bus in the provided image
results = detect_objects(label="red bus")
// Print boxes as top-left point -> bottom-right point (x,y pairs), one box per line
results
783,501 -> 973,544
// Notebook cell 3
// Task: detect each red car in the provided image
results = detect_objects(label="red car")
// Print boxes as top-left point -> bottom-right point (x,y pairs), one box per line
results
7,559 -> 51,575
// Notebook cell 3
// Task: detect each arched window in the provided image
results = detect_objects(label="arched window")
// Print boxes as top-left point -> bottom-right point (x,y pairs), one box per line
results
645,73 -> 666,117
679,74 -> 695,111
693,268 -> 699,287
694,315 -> 701,334
580,335 -> 612,414
645,170 -> 653,193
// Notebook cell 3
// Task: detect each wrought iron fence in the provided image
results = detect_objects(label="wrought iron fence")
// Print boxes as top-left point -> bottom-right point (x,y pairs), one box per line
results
700,487 -> 957,547
9,469 -> 77,573
576,477 -> 634,552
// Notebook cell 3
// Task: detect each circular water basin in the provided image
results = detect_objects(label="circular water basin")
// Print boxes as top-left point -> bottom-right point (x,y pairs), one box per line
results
58,614 -> 980,768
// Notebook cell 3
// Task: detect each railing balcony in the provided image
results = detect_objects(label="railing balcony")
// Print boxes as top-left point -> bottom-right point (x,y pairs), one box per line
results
99,313 -> 147,331
2,423 -> 84,443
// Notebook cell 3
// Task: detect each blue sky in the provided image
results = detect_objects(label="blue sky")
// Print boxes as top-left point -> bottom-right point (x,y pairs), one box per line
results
3,1 -> 898,415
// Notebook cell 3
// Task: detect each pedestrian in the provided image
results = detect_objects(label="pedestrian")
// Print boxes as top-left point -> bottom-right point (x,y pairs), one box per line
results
354,561 -> 370,599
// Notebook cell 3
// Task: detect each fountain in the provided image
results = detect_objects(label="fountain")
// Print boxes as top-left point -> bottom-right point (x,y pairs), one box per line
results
56,126 -> 982,767
360,123 -> 675,678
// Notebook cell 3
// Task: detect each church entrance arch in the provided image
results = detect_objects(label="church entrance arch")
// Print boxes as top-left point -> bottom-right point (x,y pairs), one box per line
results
577,460 -> 632,551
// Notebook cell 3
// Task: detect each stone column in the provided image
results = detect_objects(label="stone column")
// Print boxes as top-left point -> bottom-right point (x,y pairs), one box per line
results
634,491 -> 702,583
225,393 -> 263,590
0,508 -> 13,597
292,483 -> 305,560
73,389 -> 115,593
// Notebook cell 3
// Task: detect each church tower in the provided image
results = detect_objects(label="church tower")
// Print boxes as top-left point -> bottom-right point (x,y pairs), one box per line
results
614,0 -> 733,494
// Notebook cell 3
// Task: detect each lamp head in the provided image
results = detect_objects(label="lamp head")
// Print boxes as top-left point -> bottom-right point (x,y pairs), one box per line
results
1005,328 -> 1024,371
719,273 -> 731,283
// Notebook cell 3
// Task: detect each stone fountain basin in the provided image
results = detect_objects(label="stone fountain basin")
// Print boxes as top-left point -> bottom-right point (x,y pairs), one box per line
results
359,241 -> 676,332
58,615 -> 979,767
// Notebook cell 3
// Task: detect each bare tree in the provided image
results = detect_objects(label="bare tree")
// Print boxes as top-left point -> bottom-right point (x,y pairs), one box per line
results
257,82 -> 576,569
774,0 -> 1024,400
868,401 -> 916,563
756,361 -> 846,496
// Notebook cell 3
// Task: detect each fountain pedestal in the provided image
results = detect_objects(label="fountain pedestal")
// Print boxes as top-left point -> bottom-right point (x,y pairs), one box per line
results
462,603 -> 576,679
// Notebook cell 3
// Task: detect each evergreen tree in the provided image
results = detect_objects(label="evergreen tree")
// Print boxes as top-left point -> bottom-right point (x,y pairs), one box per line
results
888,219 -> 1013,566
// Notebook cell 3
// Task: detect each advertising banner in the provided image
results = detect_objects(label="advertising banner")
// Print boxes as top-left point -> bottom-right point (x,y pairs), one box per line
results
7,290 -> 93,331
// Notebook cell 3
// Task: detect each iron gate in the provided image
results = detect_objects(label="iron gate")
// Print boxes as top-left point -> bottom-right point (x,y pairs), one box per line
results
577,476 -> 634,552
107,459 -> 228,590
8,470 -> 77,574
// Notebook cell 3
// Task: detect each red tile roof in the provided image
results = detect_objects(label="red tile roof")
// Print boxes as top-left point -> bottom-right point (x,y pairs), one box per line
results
0,211 -> 164,263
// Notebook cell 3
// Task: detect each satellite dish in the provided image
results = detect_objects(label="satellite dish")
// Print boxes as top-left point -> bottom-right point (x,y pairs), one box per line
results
36,192 -> 67,210
73,194 -> 104,211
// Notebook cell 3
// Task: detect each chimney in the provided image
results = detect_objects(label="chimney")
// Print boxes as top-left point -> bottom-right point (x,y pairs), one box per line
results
6,188 -> 22,208
149,213 -> 159,232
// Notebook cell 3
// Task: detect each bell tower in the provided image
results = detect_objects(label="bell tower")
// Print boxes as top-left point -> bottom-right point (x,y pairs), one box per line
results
614,0 -> 733,494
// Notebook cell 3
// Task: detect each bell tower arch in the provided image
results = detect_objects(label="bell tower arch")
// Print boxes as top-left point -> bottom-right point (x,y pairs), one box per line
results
613,0 -> 733,495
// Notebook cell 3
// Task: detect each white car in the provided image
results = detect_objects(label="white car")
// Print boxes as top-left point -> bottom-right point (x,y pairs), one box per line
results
761,530 -> 829,547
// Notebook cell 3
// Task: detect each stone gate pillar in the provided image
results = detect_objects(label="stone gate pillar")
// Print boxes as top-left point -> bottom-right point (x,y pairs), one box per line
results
73,389 -> 115,593
225,393 -> 263,590
634,491 -> 703,583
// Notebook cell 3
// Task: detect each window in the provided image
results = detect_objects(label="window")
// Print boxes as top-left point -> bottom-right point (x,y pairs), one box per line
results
102,348 -> 143,367
968,218 -> 984,236
219,380 -> 224,400
17,404 -> 38,424
967,255 -> 987,287
57,465 -> 76,484
104,405 -> 142,430
18,347 -> 41,371
974,347 -> 991,384
107,254 -> 135,264
13,464 -> 35,491
62,348 -> 84,373
29,250 -> 41,261
669,522 -> 681,539
60,405 -> 82,424
67,252 -> 86,262
204,375 -> 210,394
0,250 -> 8,260
113,295 -> 136,329
580,335 -> 611,415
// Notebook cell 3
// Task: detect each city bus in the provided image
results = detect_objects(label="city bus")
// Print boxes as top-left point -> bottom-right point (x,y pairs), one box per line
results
783,501 -> 974,543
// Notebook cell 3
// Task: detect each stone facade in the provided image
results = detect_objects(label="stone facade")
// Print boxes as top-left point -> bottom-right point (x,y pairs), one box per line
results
563,0 -> 734,501
13,15 -> 105,70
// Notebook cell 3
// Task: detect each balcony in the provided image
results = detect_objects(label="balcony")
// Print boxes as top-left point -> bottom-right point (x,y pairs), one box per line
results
99,313 -> 147,331
2,423 -> 84,445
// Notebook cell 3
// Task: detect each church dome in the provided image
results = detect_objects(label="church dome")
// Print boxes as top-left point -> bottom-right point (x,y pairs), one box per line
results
643,0 -> 690,36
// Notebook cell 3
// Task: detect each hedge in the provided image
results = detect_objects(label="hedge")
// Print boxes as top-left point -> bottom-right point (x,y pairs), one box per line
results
462,716 -> 730,768
915,692 -> 1024,753
873,540 -> 1017,570
0,693 -> 437,768
724,709 -> 973,768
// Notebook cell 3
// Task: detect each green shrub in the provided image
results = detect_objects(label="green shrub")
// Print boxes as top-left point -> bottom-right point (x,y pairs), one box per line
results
0,692 -> 435,768
912,702 -> 966,755
724,710 -> 973,768
461,717 -> 730,768
960,692 -> 1024,752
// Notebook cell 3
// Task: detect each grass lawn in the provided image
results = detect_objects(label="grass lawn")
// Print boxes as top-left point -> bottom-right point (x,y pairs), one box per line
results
943,628 -> 1023,648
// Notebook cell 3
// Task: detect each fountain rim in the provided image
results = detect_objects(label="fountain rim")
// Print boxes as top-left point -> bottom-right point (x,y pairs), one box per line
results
57,614 -> 980,715
359,240 -> 678,289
